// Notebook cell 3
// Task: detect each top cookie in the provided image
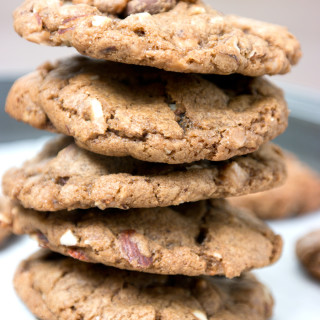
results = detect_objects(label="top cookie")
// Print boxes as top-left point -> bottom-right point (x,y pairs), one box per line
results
6,56 -> 289,164
13,0 -> 301,75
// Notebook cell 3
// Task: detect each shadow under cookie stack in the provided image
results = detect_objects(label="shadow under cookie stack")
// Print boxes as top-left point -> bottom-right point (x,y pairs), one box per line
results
1,0 -> 301,319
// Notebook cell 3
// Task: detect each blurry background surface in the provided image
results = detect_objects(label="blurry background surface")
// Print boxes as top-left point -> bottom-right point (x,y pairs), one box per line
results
1,0 -> 319,90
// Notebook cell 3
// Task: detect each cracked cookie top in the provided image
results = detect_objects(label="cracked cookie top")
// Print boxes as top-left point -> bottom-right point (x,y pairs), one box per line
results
13,0 -> 301,75
3,198 -> 282,277
14,250 -> 274,320
2,136 -> 286,211
6,57 -> 289,164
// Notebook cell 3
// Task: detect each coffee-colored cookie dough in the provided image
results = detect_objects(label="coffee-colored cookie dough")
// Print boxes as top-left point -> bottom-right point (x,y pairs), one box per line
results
296,230 -> 320,280
0,228 -> 10,245
0,197 -> 11,245
229,153 -> 320,220
3,198 -> 282,277
2,136 -> 286,211
14,250 -> 274,320
6,57 -> 289,164
13,0 -> 301,75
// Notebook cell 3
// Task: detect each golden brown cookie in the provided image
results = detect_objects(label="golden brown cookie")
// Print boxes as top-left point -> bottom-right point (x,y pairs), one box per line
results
3,199 -> 282,278
0,197 -> 11,245
2,136 -> 286,211
296,230 -> 320,280
0,228 -> 11,246
14,250 -> 274,320
13,0 -> 301,75
229,153 -> 320,219
6,57 -> 289,164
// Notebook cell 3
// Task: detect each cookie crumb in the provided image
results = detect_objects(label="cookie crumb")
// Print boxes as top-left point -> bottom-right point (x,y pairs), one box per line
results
134,12 -> 151,22
192,310 -> 208,320
92,15 -> 112,27
226,162 -> 248,186
189,6 -> 206,15
90,98 -> 107,132
90,98 -> 104,119
60,230 -> 78,246
212,252 -> 222,260
210,16 -> 223,24
0,213 -> 11,227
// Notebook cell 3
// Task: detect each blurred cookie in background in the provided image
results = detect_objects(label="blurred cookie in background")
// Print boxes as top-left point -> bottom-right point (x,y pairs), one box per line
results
0,228 -> 11,247
296,230 -> 320,280
229,152 -> 320,220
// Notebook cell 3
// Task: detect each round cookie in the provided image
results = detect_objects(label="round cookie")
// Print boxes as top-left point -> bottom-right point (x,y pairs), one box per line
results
14,250 -> 274,320
229,153 -> 320,220
296,230 -> 320,280
6,56 -> 289,164
3,198 -> 282,278
13,0 -> 301,75
2,136 -> 286,211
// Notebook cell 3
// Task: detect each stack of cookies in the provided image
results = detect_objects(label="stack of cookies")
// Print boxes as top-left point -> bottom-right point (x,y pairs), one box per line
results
1,0 -> 301,319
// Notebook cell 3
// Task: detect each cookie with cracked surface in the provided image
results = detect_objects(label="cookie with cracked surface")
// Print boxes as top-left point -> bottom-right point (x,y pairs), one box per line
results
13,0 -> 301,75
229,153 -> 320,220
296,230 -> 320,280
4,198 -> 282,277
15,250 -> 274,320
6,57 -> 289,164
2,136 -> 286,211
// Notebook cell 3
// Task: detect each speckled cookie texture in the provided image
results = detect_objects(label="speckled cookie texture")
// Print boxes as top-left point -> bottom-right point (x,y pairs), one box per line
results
14,250 -> 274,320
6,56 -> 289,164
296,230 -> 320,280
13,0 -> 301,75
229,153 -> 320,220
3,198 -> 282,277
0,197 -> 11,245
2,136 -> 286,211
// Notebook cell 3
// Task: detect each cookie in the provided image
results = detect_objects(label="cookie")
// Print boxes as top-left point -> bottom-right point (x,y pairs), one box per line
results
3,198 -> 282,277
14,250 -> 274,320
6,57 -> 289,164
229,153 -> 320,220
2,136 -> 286,211
0,228 -> 11,246
0,197 -> 11,245
296,230 -> 320,280
13,0 -> 301,75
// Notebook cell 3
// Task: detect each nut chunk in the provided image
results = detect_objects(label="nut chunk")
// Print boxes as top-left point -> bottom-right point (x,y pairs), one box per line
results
119,230 -> 153,267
